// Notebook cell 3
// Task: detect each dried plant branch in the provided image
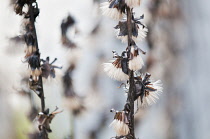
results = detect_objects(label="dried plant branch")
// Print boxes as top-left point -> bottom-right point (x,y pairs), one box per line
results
126,6 -> 135,139
14,0 -> 62,138
100,0 -> 163,138
26,2 -> 48,138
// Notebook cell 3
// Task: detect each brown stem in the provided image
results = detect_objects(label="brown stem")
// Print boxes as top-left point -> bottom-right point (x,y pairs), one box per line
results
28,2 -> 48,139
126,6 -> 135,139
126,7 -> 132,47
28,1 -> 45,113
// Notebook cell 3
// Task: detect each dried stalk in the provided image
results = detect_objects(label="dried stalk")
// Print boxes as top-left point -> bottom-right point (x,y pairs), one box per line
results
27,2 -> 48,138
126,6 -> 135,139
28,3 -> 46,113
100,0 -> 163,138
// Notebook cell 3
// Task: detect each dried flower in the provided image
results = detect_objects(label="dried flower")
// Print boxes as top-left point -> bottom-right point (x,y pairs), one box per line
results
36,107 -> 62,133
41,57 -> 62,79
26,52 -> 42,81
27,52 -> 40,69
139,80 -> 163,107
125,0 -> 141,8
31,68 -> 42,81
103,51 -> 129,81
100,0 -> 126,20
134,73 -> 163,107
115,16 -> 148,43
110,111 -> 130,136
14,0 -> 29,15
128,45 -> 144,71
24,45 -> 37,57
28,76 -> 42,97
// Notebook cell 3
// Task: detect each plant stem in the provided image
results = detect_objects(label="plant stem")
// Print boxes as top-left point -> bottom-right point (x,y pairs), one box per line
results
126,6 -> 135,139
28,1 -> 45,113
28,2 -> 48,139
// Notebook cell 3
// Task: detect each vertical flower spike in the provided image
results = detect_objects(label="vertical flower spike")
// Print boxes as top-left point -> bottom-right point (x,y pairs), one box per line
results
125,0 -> 141,8
100,0 -> 164,137
129,45 -> 144,71
115,16 -> 148,43
110,111 -> 130,136
100,0 -> 126,20
103,51 -> 129,81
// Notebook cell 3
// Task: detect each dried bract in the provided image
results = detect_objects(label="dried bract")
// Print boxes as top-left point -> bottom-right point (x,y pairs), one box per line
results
41,57 -> 62,79
36,107 -> 63,133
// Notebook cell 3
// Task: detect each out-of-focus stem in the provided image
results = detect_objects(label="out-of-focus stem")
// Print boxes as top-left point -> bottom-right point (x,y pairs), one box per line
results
70,112 -> 75,139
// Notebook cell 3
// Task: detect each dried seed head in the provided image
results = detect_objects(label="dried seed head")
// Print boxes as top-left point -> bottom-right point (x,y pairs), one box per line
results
139,80 -> 163,107
115,20 -> 148,43
110,111 -> 130,136
35,108 -> 63,133
134,73 -> 163,108
103,61 -> 129,81
100,0 -> 126,20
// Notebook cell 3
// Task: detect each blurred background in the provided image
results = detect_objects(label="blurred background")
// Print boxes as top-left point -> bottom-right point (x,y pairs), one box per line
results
0,0 -> 210,139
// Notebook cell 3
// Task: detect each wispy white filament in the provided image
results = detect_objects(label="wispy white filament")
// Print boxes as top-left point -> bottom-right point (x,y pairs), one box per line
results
129,55 -> 144,71
125,0 -> 141,8
103,62 -> 129,81
110,119 -> 130,136
128,46 -> 144,71
139,80 -> 163,107
100,2 -> 123,20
